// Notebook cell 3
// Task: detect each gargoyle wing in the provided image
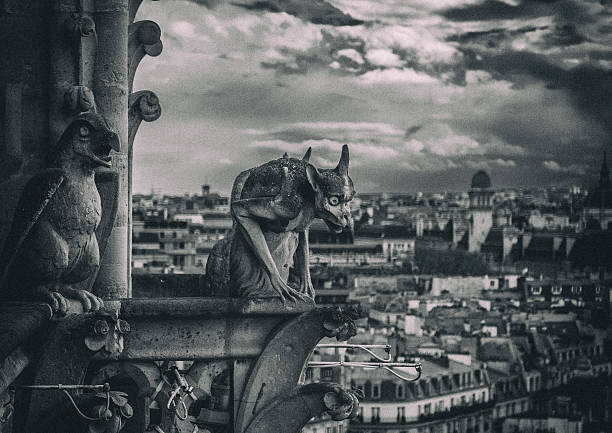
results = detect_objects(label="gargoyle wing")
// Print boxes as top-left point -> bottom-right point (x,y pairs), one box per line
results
0,168 -> 65,290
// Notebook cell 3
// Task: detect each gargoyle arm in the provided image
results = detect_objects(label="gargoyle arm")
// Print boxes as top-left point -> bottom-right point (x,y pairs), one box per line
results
295,229 -> 314,298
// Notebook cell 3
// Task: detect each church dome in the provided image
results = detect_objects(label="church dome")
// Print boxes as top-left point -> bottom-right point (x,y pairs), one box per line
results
471,170 -> 492,189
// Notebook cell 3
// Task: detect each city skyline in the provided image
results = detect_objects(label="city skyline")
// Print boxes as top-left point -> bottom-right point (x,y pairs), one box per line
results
133,0 -> 612,195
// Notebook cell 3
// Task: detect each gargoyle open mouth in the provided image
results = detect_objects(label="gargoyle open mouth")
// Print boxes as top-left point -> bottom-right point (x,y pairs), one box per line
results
90,132 -> 120,168
91,142 -> 113,168
325,219 -> 345,234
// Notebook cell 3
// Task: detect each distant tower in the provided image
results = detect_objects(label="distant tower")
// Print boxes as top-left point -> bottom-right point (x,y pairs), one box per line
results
468,170 -> 494,253
202,184 -> 211,197
582,151 -> 612,230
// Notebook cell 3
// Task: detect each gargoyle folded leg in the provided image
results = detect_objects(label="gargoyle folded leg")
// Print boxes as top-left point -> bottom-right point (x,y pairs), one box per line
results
231,199 -> 311,303
295,229 -> 315,299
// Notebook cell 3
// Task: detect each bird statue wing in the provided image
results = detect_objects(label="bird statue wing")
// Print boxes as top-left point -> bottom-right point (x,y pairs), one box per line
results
0,168 -> 65,290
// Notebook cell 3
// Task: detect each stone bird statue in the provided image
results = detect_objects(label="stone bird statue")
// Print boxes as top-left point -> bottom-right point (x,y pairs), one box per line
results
0,112 -> 120,314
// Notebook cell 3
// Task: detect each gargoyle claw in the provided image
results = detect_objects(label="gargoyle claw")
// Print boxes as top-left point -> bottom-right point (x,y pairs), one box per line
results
59,287 -> 104,312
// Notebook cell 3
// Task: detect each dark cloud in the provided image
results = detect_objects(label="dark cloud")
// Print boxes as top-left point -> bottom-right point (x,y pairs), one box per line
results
447,25 -> 547,45
231,0 -> 363,26
404,125 -> 423,138
439,1 -> 550,21
540,23 -> 588,46
441,0 -> 596,27
460,49 -> 612,135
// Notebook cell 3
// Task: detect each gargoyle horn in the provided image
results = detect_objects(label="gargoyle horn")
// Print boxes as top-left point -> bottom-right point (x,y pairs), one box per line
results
335,144 -> 349,175
303,147 -> 312,162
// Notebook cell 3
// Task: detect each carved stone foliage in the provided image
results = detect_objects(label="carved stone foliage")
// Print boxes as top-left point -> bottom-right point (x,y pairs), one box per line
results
128,20 -> 163,92
33,387 -> 133,433
12,310 -> 130,432
322,305 -> 362,340
84,311 -> 131,359
128,90 -> 161,146
243,383 -> 361,433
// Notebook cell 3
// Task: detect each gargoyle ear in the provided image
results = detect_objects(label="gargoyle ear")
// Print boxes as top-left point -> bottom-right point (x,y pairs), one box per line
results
335,144 -> 349,175
302,147 -> 312,162
306,164 -> 321,192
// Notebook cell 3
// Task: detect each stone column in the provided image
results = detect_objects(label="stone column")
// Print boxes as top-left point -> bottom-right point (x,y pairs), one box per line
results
0,2 -> 48,252
92,0 -> 130,299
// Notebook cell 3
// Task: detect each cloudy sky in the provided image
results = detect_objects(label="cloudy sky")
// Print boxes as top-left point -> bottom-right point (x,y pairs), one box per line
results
133,0 -> 612,195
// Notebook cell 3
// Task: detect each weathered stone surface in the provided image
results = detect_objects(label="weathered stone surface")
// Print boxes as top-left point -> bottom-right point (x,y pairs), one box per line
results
127,20 -> 162,93
93,1 -> 130,300
243,383 -> 360,433
234,306 -> 361,432
0,113 -> 119,314
13,310 -> 130,432
207,146 -> 355,304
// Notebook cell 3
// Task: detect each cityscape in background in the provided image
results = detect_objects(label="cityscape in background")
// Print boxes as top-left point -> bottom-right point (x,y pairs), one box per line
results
130,152 -> 612,433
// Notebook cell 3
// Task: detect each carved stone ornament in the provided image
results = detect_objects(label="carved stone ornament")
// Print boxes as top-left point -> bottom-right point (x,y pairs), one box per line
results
243,383 -> 361,433
83,311 -> 131,358
64,85 -> 96,114
208,145 -> 355,305
66,12 -> 97,38
128,20 -> 163,92
0,112 -> 120,315
128,90 -> 161,146
234,306 -> 363,432
322,305 -> 363,341
87,390 -> 134,433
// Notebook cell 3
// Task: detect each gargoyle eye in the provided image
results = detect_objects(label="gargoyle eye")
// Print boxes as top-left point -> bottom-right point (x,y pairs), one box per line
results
79,126 -> 90,138
328,196 -> 340,206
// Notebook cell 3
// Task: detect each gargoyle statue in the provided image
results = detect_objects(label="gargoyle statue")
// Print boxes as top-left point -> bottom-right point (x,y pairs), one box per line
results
229,145 -> 355,303
0,112 -> 120,313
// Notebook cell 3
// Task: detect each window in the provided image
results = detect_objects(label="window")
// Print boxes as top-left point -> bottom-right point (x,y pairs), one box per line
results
450,398 -> 454,407
532,286 -> 542,295
423,403 -> 431,415
397,406 -> 405,422
461,396 -> 466,405
371,407 -> 380,422
482,391 -> 486,402
326,428 -> 331,433
438,400 -> 445,411
396,384 -> 405,399
305,368 -> 313,381
372,384 -> 380,399
552,286 -> 561,295
321,368 -> 333,379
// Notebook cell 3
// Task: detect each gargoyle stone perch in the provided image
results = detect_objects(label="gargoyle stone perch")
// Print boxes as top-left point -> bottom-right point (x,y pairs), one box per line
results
0,112 -> 120,314
225,145 -> 355,303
